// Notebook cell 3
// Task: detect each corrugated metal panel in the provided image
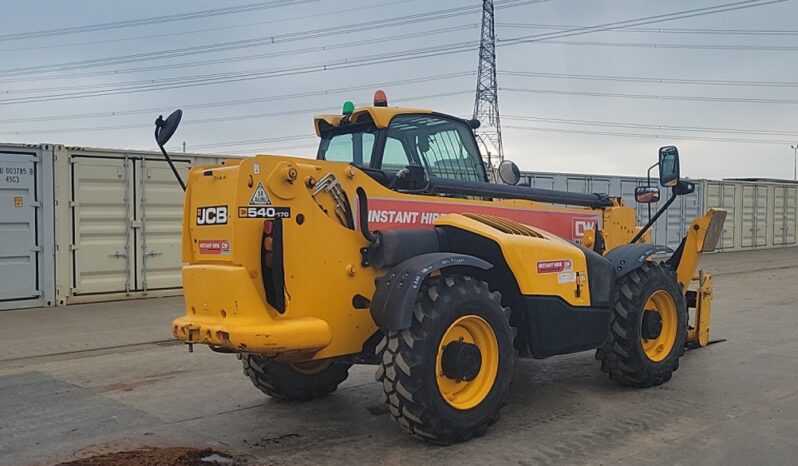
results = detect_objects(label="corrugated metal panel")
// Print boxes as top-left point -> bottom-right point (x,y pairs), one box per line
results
0,151 -> 40,301
705,182 -> 737,250
71,156 -> 133,294
136,158 -> 190,291
773,185 -> 797,246
741,184 -> 768,247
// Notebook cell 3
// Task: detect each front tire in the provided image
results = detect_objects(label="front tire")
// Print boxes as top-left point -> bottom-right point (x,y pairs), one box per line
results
242,355 -> 352,401
596,261 -> 687,387
376,275 -> 515,445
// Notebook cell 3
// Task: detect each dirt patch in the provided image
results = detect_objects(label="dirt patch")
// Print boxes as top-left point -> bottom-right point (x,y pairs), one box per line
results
54,447 -> 240,466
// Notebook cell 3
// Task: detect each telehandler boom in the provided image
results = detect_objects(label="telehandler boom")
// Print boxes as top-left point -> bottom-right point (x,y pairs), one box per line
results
159,92 -> 726,444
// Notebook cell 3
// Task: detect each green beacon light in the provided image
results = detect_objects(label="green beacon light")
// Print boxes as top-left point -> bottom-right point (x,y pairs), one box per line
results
342,101 -> 355,116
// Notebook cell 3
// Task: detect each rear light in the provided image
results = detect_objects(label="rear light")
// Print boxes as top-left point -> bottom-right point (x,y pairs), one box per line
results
261,219 -> 285,312
263,220 -> 274,235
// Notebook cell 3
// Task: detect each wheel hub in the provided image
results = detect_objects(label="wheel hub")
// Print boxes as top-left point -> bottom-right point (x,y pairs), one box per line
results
642,310 -> 663,340
441,341 -> 482,381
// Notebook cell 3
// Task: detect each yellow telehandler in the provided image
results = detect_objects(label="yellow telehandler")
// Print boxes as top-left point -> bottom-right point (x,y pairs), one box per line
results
155,92 -> 725,444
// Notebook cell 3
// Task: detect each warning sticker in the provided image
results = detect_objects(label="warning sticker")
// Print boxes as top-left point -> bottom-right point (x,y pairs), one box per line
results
198,239 -> 231,255
536,259 -> 573,274
249,182 -> 271,205
14,196 -> 23,208
558,272 -> 577,284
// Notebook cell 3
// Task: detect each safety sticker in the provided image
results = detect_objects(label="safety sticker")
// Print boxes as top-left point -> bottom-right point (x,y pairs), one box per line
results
537,259 -> 573,274
558,272 -> 577,284
14,196 -> 23,208
238,206 -> 291,219
198,239 -> 230,255
250,182 -> 271,205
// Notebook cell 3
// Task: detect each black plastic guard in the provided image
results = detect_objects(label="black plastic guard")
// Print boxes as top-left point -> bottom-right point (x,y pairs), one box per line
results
606,243 -> 673,277
370,253 -> 492,330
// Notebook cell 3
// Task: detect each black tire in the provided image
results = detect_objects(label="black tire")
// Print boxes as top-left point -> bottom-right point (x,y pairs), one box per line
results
375,275 -> 516,445
242,355 -> 352,401
596,261 -> 687,388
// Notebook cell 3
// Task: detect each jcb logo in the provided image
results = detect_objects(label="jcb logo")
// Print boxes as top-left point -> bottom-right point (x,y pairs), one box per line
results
197,206 -> 228,225
573,218 -> 597,238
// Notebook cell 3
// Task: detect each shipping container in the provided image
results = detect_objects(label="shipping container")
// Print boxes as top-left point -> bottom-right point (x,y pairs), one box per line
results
0,144 -> 56,310
522,171 -> 798,253
1,143 -> 232,310
52,145 -> 228,305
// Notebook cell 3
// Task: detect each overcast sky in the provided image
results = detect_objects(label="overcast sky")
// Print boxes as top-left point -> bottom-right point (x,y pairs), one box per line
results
2,0 -> 797,180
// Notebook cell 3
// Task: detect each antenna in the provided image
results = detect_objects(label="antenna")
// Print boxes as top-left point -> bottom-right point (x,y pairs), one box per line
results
473,0 -> 504,166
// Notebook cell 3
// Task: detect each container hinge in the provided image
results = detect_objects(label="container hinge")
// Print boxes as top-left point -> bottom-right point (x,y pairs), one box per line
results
30,201 -> 41,208
30,290 -> 42,297
31,246 -> 42,252
144,250 -> 162,257
70,244 -> 79,251
130,220 -> 143,229
110,251 -> 127,258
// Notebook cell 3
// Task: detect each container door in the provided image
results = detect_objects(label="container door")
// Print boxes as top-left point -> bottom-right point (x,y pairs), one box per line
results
742,185 -> 756,247
0,153 -> 40,301
754,185 -> 768,247
786,187 -> 797,245
774,186 -> 787,246
742,185 -> 768,247
720,183 -> 736,249
134,159 -> 189,291
71,157 -> 134,294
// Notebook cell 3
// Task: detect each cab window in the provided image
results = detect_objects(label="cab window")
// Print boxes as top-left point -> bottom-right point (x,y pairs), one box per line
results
382,115 -> 485,182
320,131 -> 376,166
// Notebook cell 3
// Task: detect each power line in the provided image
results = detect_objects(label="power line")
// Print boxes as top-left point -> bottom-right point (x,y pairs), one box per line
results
498,22 -> 798,36
0,89 -> 474,136
0,42 -> 478,105
0,0 -> 323,42
504,125 -> 797,145
1,0 -> 784,110
0,72 -> 473,125
498,0 -> 789,47
2,25 -> 477,94
502,87 -> 798,105
0,0 -> 544,78
0,0 -> 419,53
503,115 -> 798,137
500,38 -> 798,51
500,70 -> 798,88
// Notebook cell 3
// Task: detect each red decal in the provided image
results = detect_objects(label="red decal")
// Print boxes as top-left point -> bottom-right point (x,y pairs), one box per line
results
536,259 -> 573,274
363,198 -> 601,241
198,239 -> 230,255
572,217 -> 598,239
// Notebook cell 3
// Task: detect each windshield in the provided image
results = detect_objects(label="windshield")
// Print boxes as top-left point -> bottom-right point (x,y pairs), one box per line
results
386,114 -> 486,182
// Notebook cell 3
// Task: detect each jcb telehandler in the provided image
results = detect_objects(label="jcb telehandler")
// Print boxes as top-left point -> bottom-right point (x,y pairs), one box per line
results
157,92 -> 726,444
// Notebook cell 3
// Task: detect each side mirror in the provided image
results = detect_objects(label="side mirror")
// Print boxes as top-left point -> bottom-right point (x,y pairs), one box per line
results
635,186 -> 660,204
154,109 -> 183,147
658,146 -> 680,187
467,119 -> 481,129
497,160 -> 521,185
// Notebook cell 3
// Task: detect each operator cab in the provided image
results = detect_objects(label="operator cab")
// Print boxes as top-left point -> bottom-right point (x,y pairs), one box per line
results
315,91 -> 490,189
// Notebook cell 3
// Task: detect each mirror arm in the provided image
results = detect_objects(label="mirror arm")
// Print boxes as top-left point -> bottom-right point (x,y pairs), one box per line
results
154,123 -> 186,192
630,190 -> 678,244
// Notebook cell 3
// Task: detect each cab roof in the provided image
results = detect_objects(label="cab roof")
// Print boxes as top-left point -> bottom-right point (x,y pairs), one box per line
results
313,106 -> 433,137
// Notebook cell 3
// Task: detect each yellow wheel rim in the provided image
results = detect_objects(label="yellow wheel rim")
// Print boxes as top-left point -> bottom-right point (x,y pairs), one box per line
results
435,315 -> 499,410
291,359 -> 332,375
642,290 -> 678,362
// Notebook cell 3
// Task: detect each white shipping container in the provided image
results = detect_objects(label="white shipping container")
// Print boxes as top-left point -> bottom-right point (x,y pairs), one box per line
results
0,145 -> 57,310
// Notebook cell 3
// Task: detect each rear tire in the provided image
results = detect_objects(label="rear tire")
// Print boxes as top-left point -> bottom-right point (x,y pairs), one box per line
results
596,261 -> 687,388
376,275 -> 515,445
242,355 -> 352,401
